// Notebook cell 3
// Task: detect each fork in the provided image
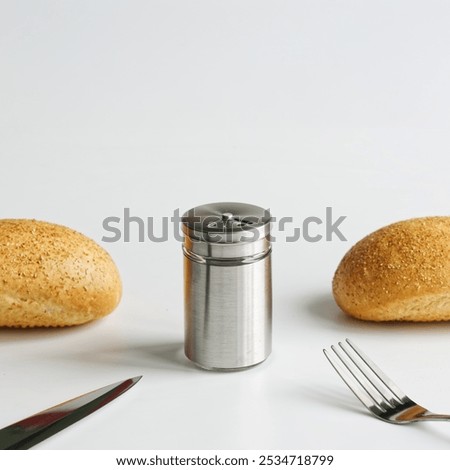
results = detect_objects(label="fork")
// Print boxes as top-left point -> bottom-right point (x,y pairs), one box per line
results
323,338 -> 450,424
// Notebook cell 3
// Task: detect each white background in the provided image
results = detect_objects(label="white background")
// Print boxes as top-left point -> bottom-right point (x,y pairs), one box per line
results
1,0 -> 450,450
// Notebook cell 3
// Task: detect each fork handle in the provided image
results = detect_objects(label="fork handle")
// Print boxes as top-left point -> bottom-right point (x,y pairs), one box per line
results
395,405 -> 450,423
416,411 -> 450,422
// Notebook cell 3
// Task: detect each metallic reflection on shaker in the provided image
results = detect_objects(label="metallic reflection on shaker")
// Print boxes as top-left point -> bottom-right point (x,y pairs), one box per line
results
182,202 -> 272,370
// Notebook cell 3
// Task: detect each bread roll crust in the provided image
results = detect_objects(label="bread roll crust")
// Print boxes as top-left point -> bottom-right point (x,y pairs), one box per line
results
0,219 -> 122,327
332,217 -> 450,321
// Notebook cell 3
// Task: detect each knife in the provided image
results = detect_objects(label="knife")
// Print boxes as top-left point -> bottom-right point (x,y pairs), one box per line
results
0,376 -> 142,449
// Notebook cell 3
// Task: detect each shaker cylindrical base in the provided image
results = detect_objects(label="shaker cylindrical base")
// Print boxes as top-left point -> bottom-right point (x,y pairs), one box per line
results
189,357 -> 269,372
184,254 -> 272,370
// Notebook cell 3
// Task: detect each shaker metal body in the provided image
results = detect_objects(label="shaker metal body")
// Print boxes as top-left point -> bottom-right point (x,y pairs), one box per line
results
182,202 -> 272,370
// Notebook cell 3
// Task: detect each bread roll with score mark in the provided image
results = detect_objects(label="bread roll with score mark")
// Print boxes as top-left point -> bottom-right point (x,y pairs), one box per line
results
333,216 -> 450,322
0,219 -> 122,327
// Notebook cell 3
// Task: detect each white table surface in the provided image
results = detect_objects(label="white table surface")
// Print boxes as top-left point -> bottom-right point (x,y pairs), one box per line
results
1,0 -> 450,450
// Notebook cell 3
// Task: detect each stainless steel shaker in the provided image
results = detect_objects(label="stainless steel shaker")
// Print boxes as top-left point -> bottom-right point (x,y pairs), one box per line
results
182,202 -> 272,370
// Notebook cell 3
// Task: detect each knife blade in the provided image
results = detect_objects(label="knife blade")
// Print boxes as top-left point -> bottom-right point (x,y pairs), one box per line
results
0,376 -> 142,450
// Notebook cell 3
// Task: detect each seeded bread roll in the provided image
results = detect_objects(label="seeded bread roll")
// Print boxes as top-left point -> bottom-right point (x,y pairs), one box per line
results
0,219 -> 122,327
332,217 -> 450,322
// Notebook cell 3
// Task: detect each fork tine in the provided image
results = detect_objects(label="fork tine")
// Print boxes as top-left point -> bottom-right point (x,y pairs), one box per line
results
338,341 -> 402,407
323,347 -> 387,413
330,345 -> 393,411
345,338 -> 407,402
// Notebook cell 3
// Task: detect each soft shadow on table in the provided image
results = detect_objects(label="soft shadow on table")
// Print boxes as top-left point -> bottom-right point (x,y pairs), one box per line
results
301,383 -> 450,447
298,383 -> 365,416
66,341 -> 259,375
0,323 -> 92,344
0,323 -> 196,372
61,341 -> 198,373
0,326 -> 230,374
305,292 -> 450,335
405,423 -> 450,448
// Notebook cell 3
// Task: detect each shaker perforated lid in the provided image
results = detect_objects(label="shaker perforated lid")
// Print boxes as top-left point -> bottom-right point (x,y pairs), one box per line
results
182,202 -> 271,244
